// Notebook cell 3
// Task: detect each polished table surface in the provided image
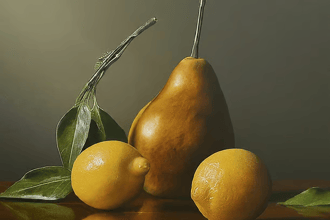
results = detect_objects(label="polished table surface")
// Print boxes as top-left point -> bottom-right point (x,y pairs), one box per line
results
1,180 -> 330,220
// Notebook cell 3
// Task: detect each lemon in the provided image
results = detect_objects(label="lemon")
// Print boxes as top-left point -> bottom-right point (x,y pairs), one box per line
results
71,141 -> 149,210
191,148 -> 272,220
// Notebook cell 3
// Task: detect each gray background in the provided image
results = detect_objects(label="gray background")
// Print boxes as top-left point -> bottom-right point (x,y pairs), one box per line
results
0,0 -> 329,181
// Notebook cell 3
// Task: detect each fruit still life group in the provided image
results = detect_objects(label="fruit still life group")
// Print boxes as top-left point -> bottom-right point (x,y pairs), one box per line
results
1,1 -> 329,220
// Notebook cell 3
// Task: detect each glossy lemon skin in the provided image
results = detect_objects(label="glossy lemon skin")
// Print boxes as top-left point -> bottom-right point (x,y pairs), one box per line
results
71,141 -> 149,210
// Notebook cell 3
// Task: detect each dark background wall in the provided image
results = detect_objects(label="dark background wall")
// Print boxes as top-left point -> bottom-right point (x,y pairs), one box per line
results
0,0 -> 329,181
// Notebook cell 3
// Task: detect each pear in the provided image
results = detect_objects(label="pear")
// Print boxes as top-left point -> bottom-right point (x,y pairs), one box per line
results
128,0 -> 235,198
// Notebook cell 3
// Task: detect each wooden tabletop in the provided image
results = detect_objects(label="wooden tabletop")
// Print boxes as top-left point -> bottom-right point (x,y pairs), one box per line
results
1,180 -> 330,220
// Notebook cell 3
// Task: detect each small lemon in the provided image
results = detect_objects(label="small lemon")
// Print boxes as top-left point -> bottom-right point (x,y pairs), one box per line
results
191,148 -> 272,220
71,141 -> 150,210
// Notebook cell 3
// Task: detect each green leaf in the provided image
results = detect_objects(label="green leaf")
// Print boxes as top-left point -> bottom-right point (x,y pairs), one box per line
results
1,201 -> 75,220
56,103 -> 91,170
0,166 -> 72,200
285,205 -> 330,218
98,107 -> 127,142
278,187 -> 330,206
82,105 -> 127,151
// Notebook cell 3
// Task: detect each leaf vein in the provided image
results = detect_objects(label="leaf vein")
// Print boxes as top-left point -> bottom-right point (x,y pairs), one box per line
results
51,179 -> 65,196
10,178 -> 70,194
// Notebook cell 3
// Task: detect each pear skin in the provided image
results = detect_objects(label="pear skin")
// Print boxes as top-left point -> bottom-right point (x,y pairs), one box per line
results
128,57 -> 235,198
128,101 -> 151,141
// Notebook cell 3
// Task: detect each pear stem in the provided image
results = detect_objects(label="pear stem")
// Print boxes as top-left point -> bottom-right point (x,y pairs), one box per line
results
191,0 -> 206,59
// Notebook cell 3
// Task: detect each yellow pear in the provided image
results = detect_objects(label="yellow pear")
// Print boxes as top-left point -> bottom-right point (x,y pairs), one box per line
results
128,0 -> 235,198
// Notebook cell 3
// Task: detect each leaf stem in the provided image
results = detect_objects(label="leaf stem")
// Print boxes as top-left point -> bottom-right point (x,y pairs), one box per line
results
191,0 -> 206,58
75,17 -> 157,104
87,17 -> 157,86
